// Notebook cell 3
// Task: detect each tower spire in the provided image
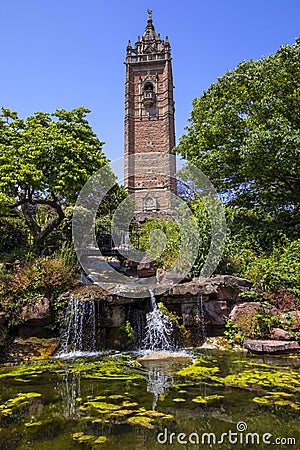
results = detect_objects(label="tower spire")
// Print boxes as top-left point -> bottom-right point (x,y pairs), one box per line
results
143,9 -> 156,40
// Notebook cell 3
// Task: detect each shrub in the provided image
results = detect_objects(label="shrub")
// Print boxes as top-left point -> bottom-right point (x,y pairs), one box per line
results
138,217 -> 181,269
0,256 -> 76,327
0,215 -> 29,258
265,289 -> 300,312
219,238 -> 300,292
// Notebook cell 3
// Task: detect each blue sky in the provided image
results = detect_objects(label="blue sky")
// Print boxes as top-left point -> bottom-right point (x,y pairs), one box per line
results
1,0 -> 300,162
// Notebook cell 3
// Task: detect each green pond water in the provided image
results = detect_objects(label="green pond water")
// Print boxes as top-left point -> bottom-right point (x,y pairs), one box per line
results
0,350 -> 299,450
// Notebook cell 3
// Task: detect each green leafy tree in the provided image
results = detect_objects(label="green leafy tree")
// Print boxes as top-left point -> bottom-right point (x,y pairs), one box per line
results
0,107 -> 110,252
176,39 -> 300,212
138,217 -> 181,269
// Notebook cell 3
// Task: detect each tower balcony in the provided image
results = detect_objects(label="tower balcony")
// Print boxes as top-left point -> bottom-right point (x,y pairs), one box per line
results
142,91 -> 156,107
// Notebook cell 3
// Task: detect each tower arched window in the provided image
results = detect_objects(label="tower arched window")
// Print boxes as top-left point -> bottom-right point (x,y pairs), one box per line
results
142,82 -> 155,107
144,82 -> 154,92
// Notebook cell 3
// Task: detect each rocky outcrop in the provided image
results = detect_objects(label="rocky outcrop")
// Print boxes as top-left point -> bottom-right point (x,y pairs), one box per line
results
270,328 -> 294,341
9,274 -> 256,351
59,274 -> 256,346
21,297 -> 51,323
137,351 -> 192,363
229,302 -> 275,322
163,275 -> 254,332
162,274 -> 253,299
18,297 -> 52,338
137,258 -> 157,278
244,339 -> 300,353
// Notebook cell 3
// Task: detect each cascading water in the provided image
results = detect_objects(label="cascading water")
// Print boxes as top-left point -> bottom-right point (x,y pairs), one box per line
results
196,293 -> 206,344
128,307 -> 145,349
59,294 -> 96,356
142,290 -> 174,351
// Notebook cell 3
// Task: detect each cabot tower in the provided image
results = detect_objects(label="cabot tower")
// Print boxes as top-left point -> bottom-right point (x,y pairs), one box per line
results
124,10 -> 176,214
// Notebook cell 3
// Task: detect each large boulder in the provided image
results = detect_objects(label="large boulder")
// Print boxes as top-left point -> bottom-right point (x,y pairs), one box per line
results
244,339 -> 300,353
18,297 -> 52,338
21,297 -> 51,324
137,258 -> 157,278
204,300 -> 229,325
166,275 -> 253,300
137,351 -> 192,363
229,302 -> 262,322
270,328 -> 294,341
229,302 -> 278,323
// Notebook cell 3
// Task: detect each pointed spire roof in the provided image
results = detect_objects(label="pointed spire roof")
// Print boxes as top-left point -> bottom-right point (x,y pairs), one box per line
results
125,10 -> 171,63
143,9 -> 157,41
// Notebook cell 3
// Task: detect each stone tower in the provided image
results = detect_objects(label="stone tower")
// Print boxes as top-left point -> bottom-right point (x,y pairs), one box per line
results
124,10 -> 176,215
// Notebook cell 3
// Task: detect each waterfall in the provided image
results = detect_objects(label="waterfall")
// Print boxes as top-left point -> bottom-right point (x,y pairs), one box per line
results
196,293 -> 206,344
59,294 -> 96,356
142,290 -> 174,351
129,306 -> 145,349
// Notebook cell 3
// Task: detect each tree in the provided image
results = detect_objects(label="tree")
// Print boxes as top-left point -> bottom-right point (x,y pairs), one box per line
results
0,107 -> 110,252
176,39 -> 300,212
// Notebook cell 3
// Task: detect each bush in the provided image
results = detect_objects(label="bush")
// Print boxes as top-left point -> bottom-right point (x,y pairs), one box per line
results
242,239 -> 300,291
138,217 -> 181,269
0,256 -> 76,327
265,289 -> 300,312
219,237 -> 300,292
0,215 -> 29,258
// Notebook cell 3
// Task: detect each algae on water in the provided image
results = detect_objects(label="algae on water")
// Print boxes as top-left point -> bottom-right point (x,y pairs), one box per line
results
0,392 -> 42,417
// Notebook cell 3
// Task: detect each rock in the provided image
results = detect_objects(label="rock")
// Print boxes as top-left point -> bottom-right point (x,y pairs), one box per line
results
244,339 -> 300,353
180,298 -> 228,327
99,304 -> 126,328
66,285 -> 109,302
210,275 -> 253,300
204,300 -> 228,325
156,269 -> 192,285
229,302 -> 278,323
167,274 -> 253,299
229,302 -> 262,322
200,336 -> 235,351
21,297 -> 51,324
270,328 -> 294,341
18,297 -> 52,338
137,258 -> 157,278
137,351 -> 192,363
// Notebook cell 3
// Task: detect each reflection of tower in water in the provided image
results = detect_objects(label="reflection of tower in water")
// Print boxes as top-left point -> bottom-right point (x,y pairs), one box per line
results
146,365 -> 173,410
56,370 -> 82,418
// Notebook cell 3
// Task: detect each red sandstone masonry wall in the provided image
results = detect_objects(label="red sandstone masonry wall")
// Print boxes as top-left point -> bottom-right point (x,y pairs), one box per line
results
124,33 -> 176,213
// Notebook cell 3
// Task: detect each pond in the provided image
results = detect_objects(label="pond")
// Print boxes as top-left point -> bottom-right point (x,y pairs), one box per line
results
0,349 -> 299,449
